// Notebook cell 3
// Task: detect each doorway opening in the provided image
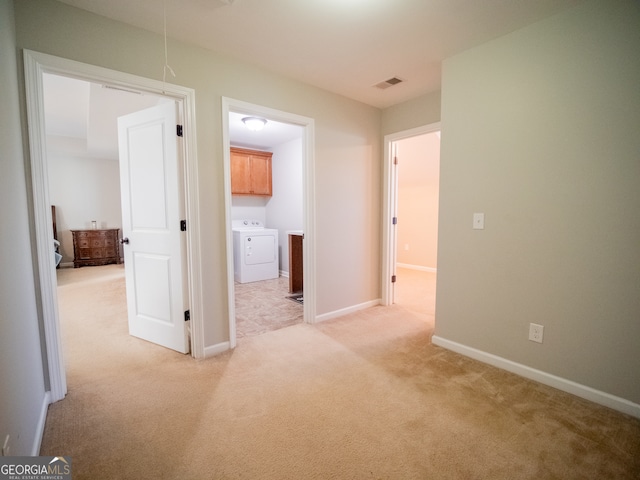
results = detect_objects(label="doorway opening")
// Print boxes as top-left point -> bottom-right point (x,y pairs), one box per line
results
24,50 -> 203,403
221,98 -> 315,349
382,123 -> 441,316
43,73 -> 190,369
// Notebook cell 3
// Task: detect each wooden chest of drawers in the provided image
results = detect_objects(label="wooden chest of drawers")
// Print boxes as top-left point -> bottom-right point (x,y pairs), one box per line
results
71,229 -> 121,268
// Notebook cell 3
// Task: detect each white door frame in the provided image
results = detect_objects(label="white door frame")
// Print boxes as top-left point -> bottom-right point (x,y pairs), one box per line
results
381,122 -> 441,306
23,50 -> 205,403
221,97 -> 316,348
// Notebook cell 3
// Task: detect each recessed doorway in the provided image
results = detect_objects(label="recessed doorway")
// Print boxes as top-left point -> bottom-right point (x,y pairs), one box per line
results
23,50 -> 204,403
221,98 -> 316,349
382,123 -> 441,312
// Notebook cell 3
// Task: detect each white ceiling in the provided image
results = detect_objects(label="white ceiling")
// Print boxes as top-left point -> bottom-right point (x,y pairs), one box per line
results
56,0 -> 585,109
229,112 -> 303,151
43,74 -> 168,159
44,0 -> 585,156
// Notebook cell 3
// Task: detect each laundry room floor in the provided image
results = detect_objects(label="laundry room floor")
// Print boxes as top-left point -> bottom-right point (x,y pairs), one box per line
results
235,276 -> 303,338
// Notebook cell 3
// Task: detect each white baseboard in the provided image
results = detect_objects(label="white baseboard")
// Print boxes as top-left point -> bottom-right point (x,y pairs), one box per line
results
203,341 -> 230,358
279,271 -> 289,278
33,391 -> 51,455
315,299 -> 381,323
397,263 -> 437,273
59,262 -> 74,269
432,336 -> 640,419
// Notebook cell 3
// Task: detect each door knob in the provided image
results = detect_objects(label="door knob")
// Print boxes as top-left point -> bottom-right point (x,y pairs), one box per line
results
120,237 -> 129,245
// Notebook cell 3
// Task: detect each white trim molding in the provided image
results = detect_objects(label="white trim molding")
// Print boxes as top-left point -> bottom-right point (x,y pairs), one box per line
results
203,341 -> 231,358
397,263 -> 437,273
381,122 -> 441,306
315,300 -> 381,323
32,392 -> 51,456
432,336 -> 640,419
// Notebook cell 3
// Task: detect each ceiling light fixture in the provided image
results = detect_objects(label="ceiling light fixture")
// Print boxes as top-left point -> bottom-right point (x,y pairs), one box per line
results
242,117 -> 267,131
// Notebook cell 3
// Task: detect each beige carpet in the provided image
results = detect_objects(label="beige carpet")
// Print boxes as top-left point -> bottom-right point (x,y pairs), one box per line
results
41,265 -> 640,479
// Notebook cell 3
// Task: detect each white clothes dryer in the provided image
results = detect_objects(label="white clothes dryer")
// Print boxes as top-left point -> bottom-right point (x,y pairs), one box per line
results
232,220 -> 279,283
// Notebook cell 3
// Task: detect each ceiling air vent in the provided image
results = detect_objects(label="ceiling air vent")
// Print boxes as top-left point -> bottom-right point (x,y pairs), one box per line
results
375,77 -> 404,90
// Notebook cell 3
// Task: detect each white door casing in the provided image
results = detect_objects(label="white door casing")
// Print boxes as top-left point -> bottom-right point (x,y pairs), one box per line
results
118,103 -> 189,353
221,97 -> 316,349
390,141 -> 399,304
24,50 -> 204,403
381,122 -> 441,306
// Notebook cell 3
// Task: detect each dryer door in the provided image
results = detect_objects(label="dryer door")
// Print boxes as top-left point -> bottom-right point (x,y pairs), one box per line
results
244,234 -> 277,265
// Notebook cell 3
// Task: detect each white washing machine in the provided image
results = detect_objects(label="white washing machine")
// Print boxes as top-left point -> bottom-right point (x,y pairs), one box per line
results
232,220 -> 279,283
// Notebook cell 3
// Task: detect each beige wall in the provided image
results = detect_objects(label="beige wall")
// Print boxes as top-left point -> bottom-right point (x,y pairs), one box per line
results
15,0 -> 382,347
435,0 -> 640,404
381,90 -> 441,136
47,140 -> 123,264
0,0 -> 48,455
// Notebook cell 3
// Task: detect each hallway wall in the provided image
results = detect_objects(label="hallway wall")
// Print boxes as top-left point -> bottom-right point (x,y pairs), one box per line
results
435,0 -> 640,407
0,0 -> 48,456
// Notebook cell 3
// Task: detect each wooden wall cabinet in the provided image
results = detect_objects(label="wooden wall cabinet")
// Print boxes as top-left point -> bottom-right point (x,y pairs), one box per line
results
71,228 -> 121,268
230,147 -> 273,196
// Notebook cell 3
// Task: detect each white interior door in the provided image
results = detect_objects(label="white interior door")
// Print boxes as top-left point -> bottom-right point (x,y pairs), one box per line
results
118,102 -> 189,354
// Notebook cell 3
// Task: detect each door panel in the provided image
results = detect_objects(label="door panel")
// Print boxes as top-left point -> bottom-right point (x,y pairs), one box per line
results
128,122 -> 168,229
249,155 -> 272,195
118,102 -> 189,354
230,150 -> 251,194
132,253 -> 171,324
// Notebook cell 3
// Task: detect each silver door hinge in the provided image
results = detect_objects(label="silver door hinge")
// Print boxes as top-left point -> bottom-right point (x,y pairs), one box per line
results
392,217 -> 398,225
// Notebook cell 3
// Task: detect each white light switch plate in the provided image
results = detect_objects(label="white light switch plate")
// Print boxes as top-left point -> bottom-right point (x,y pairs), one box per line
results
473,213 -> 485,229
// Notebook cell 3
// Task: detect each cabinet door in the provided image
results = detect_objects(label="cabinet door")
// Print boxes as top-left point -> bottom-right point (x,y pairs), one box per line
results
230,150 -> 252,194
249,153 -> 272,196
230,147 -> 273,196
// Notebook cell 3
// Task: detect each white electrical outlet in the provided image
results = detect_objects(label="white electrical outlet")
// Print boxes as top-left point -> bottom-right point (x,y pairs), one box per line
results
529,323 -> 544,343
2,435 -> 10,456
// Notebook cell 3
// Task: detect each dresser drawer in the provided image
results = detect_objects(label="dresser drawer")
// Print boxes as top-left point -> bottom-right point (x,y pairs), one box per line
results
77,248 -> 93,260
91,237 -> 105,247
